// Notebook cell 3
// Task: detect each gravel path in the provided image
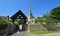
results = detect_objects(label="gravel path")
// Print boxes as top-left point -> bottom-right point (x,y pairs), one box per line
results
9,31 -> 60,36
9,31 -> 29,36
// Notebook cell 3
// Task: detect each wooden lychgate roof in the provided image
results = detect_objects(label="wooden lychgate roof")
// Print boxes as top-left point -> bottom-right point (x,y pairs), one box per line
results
11,10 -> 27,19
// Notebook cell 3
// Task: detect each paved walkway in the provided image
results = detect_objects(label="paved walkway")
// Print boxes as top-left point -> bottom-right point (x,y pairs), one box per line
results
9,31 -> 29,36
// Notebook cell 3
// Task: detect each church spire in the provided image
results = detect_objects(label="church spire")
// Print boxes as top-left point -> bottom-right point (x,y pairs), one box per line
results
29,5 -> 32,19
28,5 -> 34,20
27,5 -> 35,24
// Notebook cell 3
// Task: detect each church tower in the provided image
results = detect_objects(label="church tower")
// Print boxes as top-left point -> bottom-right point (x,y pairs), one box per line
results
28,6 -> 35,24
27,5 -> 35,33
28,6 -> 33,21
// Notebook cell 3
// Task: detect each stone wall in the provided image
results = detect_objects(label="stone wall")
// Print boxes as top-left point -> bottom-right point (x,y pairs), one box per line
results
28,23 -> 60,32
0,23 -> 15,35
28,24 -> 47,31
8,23 -> 15,35
0,28 -> 8,34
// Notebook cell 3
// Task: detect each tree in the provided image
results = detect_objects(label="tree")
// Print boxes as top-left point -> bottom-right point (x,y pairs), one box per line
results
50,6 -> 60,20
18,19 -> 25,25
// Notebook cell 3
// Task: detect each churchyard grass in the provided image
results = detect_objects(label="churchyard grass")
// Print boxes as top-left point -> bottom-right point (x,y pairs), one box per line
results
30,30 -> 60,34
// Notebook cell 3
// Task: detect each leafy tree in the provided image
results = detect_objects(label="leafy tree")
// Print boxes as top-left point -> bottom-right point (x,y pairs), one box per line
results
18,19 -> 25,25
35,6 -> 60,24
50,6 -> 60,20
14,19 -> 19,25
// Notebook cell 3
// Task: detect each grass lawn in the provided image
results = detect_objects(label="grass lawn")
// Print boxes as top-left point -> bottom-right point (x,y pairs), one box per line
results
30,30 -> 60,34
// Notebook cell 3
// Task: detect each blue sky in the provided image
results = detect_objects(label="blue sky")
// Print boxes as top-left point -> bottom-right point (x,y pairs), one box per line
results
0,0 -> 60,17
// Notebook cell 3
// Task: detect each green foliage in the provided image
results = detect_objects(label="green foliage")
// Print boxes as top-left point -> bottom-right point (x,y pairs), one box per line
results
14,19 -> 19,25
18,19 -> 25,25
46,18 -> 56,23
0,19 -> 7,29
35,16 -> 60,23
50,6 -> 60,20
35,19 -> 40,23
35,6 -> 60,24
35,18 -> 46,23
14,19 -> 25,25
35,18 -> 41,23
35,6 -> 60,23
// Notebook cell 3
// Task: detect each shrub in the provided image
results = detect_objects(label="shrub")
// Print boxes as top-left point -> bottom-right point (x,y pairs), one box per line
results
0,20 -> 7,30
